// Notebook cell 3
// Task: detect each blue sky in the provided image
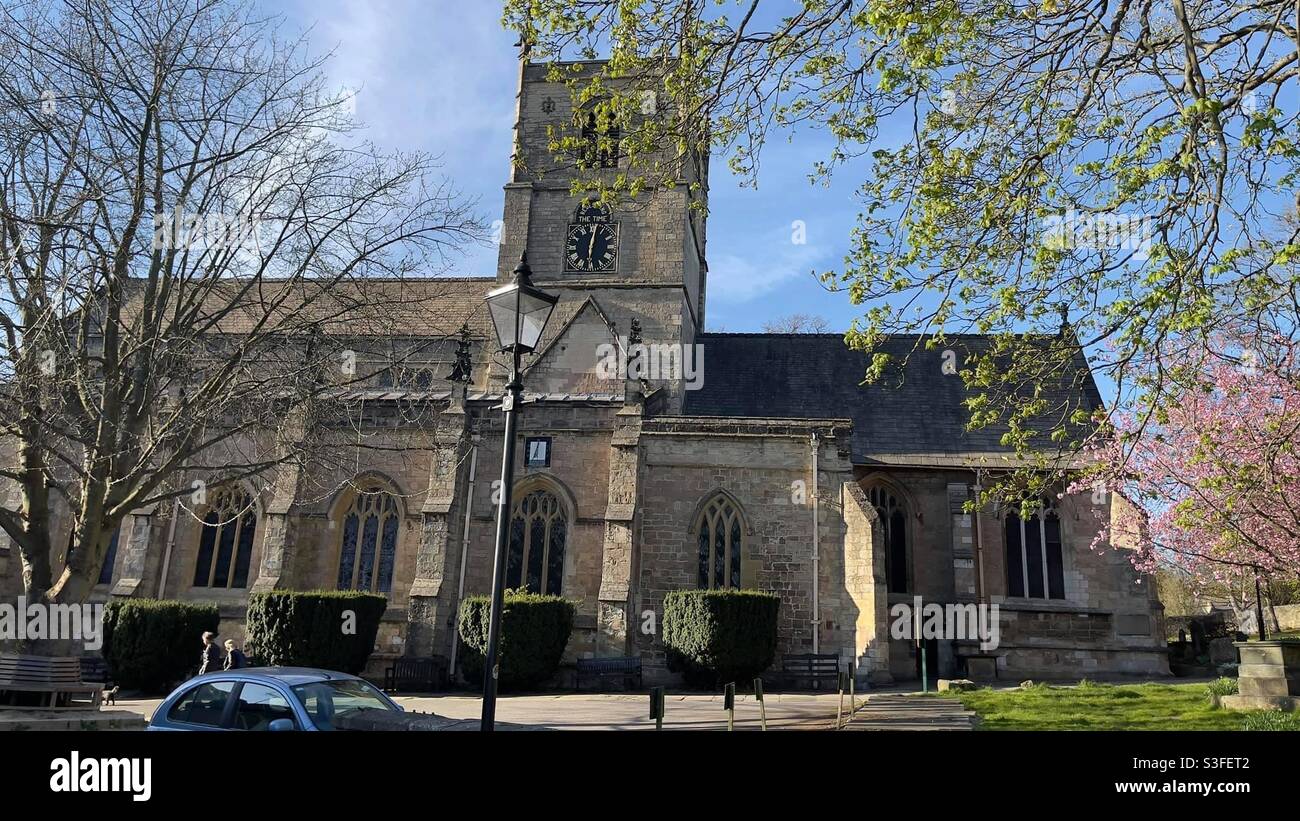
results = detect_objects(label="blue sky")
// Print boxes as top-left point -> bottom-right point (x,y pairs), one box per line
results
273,0 -> 866,332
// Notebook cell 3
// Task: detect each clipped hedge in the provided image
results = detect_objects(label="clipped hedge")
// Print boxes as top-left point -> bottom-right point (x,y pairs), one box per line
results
662,589 -> 781,688
245,590 -> 387,674
457,591 -> 575,690
102,599 -> 220,693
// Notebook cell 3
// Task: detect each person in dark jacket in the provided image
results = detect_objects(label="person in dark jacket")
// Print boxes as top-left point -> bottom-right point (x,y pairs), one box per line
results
223,639 -> 247,670
198,631 -> 224,675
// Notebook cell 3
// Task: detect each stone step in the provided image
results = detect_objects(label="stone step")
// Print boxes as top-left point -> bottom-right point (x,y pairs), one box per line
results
843,694 -> 978,731
1220,694 -> 1300,712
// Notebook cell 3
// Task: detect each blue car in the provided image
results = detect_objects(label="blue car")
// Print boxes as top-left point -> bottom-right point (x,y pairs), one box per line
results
147,667 -> 403,731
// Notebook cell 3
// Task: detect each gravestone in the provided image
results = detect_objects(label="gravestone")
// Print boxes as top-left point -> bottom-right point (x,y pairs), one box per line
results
1208,636 -> 1238,665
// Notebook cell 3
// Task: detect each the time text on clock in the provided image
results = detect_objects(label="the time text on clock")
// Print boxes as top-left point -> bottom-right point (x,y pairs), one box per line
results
564,201 -> 620,274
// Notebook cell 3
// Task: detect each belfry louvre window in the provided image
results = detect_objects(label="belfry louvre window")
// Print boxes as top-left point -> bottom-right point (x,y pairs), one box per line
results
193,487 -> 257,589
579,111 -> 619,169
697,495 -> 743,590
868,486 -> 910,594
507,488 -> 567,595
1005,500 -> 1065,600
336,488 -> 401,594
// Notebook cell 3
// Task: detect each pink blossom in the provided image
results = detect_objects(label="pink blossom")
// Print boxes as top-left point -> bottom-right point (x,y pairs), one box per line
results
1077,334 -> 1300,585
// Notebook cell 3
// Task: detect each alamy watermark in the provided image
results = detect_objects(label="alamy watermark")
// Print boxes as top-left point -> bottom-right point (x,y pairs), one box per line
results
596,340 -> 705,390
152,207 -> 263,252
890,596 -> 1000,651
0,596 -> 104,651
1042,208 -> 1152,260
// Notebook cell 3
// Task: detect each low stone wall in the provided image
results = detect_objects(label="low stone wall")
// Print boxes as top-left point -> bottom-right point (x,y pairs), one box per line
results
993,607 -> 1170,678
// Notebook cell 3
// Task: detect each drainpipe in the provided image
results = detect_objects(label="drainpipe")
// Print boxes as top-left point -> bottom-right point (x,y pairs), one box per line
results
810,432 -> 820,654
157,497 -> 182,599
448,433 -> 480,678
973,469 -> 986,603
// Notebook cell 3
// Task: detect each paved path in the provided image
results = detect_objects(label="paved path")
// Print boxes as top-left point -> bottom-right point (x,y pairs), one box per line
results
393,692 -> 844,731
844,694 -> 978,731
111,691 -> 844,731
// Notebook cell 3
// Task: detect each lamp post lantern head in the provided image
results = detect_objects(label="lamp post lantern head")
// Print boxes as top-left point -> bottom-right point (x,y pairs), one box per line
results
485,252 -> 558,354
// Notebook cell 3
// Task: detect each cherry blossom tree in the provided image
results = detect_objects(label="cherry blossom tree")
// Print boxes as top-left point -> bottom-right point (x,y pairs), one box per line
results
1077,332 -> 1300,627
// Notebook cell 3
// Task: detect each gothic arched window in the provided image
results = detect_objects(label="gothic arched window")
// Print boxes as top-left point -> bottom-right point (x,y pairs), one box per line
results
507,487 -> 567,595
868,486 -> 910,594
1005,499 -> 1065,600
696,494 -> 744,590
336,487 -> 401,594
193,487 -> 257,589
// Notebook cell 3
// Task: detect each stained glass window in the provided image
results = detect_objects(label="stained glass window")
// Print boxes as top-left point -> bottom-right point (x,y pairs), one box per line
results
98,527 -> 121,586
507,488 -> 566,595
1006,499 -> 1065,600
193,487 -> 257,589
697,494 -> 744,590
337,487 -> 401,593
868,486 -> 910,594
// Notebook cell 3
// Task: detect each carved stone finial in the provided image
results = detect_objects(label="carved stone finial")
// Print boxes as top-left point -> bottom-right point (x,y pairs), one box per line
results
446,324 -> 473,384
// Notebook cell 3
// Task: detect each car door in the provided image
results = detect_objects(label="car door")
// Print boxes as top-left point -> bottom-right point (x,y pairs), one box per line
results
156,679 -> 238,731
229,681 -> 302,731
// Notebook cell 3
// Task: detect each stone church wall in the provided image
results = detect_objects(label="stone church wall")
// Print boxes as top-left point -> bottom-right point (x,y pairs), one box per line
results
634,419 -> 854,684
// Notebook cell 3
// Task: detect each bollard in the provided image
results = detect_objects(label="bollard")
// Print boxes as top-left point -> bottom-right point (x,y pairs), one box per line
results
836,671 -> 849,729
650,686 -> 665,731
920,637 -> 929,694
849,663 -> 857,713
724,682 -> 735,731
754,677 -> 766,731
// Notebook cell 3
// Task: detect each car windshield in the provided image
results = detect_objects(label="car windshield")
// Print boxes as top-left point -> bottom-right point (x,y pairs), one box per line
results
290,679 -> 395,730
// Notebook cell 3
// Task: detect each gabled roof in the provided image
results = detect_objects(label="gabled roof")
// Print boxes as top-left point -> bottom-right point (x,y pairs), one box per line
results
681,333 -> 1104,467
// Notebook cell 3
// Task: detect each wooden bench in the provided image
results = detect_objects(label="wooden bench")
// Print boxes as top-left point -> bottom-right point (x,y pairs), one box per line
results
0,654 -> 103,709
780,653 -> 841,691
575,656 -> 643,691
383,656 -> 448,693
79,656 -> 113,686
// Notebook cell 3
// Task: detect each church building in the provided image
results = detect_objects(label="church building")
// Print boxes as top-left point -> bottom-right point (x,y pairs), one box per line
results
16,58 -> 1168,685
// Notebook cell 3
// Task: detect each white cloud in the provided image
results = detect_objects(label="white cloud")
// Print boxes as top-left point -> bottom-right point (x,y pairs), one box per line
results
707,228 -> 831,304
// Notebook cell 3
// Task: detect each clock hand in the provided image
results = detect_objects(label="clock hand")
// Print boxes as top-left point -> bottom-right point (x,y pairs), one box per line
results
587,228 -> 596,266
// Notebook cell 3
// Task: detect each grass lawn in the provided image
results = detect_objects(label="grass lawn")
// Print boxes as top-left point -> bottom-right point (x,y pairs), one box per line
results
937,681 -> 1292,730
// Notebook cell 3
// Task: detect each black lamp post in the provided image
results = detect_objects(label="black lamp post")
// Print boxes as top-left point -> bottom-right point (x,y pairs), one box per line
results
480,252 -> 557,731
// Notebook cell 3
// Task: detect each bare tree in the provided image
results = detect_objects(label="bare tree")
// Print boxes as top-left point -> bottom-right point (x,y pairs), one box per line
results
0,0 -> 483,605
762,313 -> 830,334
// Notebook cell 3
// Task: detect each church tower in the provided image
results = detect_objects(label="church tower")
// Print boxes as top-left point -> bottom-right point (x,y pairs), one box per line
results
494,60 -> 709,363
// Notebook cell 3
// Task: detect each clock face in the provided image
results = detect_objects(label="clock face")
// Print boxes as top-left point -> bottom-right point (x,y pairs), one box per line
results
564,221 -> 619,273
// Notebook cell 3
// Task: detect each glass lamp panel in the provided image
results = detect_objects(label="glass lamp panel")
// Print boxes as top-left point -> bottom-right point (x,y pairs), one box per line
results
485,284 -> 556,352
515,290 -> 555,351
486,287 -> 521,350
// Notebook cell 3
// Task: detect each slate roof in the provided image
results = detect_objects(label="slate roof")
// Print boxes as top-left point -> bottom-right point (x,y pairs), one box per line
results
681,333 -> 1104,467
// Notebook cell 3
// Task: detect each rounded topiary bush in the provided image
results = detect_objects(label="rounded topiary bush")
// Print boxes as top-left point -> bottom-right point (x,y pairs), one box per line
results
662,589 -> 780,689
457,591 -> 575,690
102,599 -> 220,692
245,590 -> 387,674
